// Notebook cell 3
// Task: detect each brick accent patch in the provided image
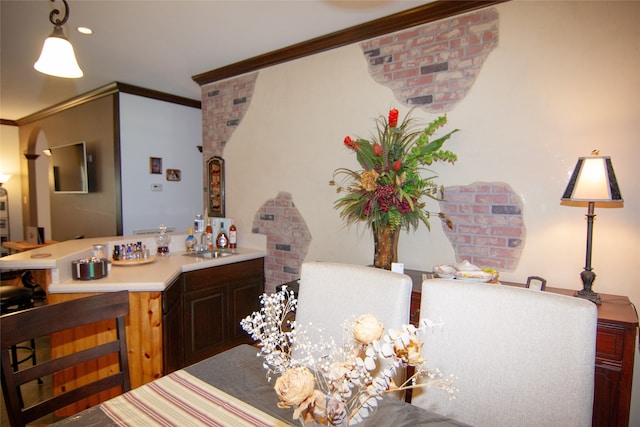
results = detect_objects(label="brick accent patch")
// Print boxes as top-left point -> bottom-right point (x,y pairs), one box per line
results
439,182 -> 525,271
252,192 -> 312,292
361,8 -> 499,113
200,73 -> 258,159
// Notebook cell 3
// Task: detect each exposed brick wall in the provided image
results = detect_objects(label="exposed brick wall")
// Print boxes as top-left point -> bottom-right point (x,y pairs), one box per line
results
200,73 -> 258,209
199,9 -> 507,282
200,72 -> 257,158
251,192 -> 312,292
361,8 -> 499,113
438,182 -> 525,271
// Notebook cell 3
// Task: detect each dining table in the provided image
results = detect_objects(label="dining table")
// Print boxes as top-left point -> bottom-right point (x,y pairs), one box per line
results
51,344 -> 468,427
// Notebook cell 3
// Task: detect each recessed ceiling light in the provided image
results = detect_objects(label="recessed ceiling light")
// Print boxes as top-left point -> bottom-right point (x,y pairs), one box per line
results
76,26 -> 94,35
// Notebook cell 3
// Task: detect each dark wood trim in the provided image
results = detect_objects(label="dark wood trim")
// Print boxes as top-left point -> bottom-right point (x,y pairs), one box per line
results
115,82 -> 201,110
15,82 -> 201,126
193,0 -> 509,86
0,119 -> 18,127
114,93 -> 123,237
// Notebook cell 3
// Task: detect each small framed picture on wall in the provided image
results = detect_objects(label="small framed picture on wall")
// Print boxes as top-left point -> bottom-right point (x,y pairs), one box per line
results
166,169 -> 181,181
150,157 -> 162,174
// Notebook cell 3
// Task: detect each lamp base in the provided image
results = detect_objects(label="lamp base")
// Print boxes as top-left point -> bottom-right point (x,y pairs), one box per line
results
575,269 -> 601,304
574,289 -> 602,305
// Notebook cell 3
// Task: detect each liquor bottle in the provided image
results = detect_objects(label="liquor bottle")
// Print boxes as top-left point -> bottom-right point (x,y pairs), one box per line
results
228,219 -> 237,249
185,227 -> 196,253
194,214 -> 204,233
216,221 -> 229,248
205,219 -> 214,250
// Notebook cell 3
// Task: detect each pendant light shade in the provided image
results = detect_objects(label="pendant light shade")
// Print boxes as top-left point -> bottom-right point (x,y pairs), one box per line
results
33,0 -> 83,78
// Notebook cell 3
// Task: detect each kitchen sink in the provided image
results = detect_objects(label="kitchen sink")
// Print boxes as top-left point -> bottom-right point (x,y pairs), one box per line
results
183,250 -> 237,259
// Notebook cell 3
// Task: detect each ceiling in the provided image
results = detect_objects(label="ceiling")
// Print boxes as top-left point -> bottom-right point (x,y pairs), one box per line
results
0,0 -> 430,122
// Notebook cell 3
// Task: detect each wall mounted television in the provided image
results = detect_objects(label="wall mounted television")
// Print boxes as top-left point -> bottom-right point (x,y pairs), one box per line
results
51,141 -> 89,193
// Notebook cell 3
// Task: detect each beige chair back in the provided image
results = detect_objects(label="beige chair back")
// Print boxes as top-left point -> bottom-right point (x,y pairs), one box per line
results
412,279 -> 597,427
295,262 -> 413,345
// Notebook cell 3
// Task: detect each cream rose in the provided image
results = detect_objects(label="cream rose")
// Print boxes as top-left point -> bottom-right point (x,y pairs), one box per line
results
353,314 -> 384,345
394,333 -> 425,367
274,367 -> 316,407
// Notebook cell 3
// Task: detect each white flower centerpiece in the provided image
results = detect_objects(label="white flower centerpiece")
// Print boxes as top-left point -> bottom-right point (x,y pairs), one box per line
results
240,287 -> 457,426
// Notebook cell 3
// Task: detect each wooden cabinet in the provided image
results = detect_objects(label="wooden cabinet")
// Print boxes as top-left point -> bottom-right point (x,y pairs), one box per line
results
406,270 -> 638,427
162,275 -> 183,374
591,299 -> 638,427
182,258 -> 264,366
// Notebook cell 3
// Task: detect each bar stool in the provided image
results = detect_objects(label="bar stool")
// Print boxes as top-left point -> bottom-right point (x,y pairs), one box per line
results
0,285 -> 39,375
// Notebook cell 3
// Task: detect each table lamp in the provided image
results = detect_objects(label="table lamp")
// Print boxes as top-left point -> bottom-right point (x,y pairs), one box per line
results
561,150 -> 623,304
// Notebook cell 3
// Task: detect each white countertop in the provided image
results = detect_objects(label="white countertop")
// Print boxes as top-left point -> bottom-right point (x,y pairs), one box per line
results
0,233 -> 267,293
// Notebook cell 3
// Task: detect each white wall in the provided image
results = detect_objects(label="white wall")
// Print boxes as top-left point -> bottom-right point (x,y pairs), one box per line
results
223,1 -> 640,421
0,123 -> 24,242
119,94 -> 202,235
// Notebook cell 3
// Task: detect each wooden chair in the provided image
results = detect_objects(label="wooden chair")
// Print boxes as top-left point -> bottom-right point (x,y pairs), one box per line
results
0,291 -> 131,427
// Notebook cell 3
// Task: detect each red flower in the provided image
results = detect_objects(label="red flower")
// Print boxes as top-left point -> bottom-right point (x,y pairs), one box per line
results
373,143 -> 383,156
388,109 -> 399,128
344,136 -> 358,150
393,159 -> 402,171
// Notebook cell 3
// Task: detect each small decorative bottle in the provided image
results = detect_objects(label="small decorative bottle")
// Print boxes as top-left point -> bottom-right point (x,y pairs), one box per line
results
228,219 -> 237,249
216,221 -> 229,249
185,227 -> 196,253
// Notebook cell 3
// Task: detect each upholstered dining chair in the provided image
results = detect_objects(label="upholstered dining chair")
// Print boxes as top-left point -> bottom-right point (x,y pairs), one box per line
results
294,261 -> 413,346
0,291 -> 131,427
293,261 -> 413,396
411,278 -> 598,427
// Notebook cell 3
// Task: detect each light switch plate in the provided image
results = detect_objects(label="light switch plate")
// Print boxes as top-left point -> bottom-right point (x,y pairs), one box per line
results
151,183 -> 162,191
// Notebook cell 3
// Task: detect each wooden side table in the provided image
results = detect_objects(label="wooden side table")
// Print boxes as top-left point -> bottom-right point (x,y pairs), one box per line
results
407,270 -> 639,427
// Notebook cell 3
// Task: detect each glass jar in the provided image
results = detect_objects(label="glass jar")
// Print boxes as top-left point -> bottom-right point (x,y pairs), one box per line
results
155,224 -> 171,256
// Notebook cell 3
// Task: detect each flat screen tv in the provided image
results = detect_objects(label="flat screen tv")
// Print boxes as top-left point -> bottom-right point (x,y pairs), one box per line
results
51,141 -> 88,193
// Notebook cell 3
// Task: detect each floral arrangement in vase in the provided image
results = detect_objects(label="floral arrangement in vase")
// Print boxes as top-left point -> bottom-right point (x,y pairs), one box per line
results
329,108 -> 458,269
240,287 -> 457,426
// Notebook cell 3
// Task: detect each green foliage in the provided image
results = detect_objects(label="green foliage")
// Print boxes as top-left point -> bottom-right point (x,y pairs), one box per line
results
330,109 -> 459,232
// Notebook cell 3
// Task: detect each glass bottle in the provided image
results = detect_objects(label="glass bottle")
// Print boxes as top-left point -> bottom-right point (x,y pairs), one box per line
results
216,221 -> 229,249
185,227 -> 196,253
194,214 -> 204,233
228,219 -> 237,249
204,219 -> 214,250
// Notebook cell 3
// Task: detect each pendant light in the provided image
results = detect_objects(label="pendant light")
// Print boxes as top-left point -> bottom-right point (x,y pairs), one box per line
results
34,0 -> 83,78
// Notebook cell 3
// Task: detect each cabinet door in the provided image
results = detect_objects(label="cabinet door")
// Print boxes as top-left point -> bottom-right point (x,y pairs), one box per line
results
162,276 -> 183,373
593,363 -> 621,426
230,279 -> 263,344
184,285 -> 227,365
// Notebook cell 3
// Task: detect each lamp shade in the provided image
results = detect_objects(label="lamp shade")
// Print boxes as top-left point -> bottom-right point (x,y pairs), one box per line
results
34,26 -> 83,78
0,174 -> 11,185
561,155 -> 623,202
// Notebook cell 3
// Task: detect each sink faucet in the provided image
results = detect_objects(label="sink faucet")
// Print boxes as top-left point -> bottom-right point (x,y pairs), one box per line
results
200,231 -> 211,251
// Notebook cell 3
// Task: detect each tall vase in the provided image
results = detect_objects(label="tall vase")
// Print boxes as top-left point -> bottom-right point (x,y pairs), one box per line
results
373,224 -> 400,270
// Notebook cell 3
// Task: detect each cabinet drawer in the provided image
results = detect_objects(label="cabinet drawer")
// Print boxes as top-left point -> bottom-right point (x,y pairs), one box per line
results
596,324 -> 625,362
184,258 -> 264,293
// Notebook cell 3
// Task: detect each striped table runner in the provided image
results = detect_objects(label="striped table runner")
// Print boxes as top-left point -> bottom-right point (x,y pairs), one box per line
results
101,370 -> 291,427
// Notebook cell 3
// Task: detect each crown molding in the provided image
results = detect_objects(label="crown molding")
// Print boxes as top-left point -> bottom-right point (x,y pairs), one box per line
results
193,0 -> 509,86
14,82 -> 201,126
